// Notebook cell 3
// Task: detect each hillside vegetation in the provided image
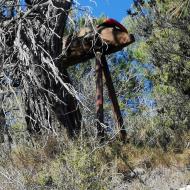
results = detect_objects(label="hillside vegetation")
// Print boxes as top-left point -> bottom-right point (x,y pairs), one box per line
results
1,0 -> 190,189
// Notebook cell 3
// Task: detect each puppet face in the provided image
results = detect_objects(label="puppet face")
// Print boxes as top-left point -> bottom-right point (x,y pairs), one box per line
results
99,28 -> 134,46
115,31 -> 133,45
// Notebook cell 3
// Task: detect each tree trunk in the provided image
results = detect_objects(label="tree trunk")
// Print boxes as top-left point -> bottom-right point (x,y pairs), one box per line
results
17,0 -> 82,136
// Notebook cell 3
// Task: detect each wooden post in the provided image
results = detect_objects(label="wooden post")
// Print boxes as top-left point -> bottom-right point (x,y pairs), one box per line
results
95,52 -> 104,138
101,55 -> 127,141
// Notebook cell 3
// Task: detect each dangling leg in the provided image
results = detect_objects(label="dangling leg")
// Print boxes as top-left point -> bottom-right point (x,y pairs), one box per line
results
95,52 -> 104,139
101,55 -> 126,142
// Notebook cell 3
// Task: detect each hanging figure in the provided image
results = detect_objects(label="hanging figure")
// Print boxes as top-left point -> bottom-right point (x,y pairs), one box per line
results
97,18 -> 134,46
62,18 -> 135,67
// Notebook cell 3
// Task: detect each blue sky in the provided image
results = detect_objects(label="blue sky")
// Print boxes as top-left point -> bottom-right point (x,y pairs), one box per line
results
78,0 -> 134,21
19,0 -> 133,21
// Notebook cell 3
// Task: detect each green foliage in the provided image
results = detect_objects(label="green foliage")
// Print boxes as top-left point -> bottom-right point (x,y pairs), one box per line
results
120,0 -> 190,151
132,41 -> 149,63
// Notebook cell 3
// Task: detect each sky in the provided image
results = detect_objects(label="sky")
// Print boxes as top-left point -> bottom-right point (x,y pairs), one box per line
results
78,0 -> 134,21
18,0 -> 133,21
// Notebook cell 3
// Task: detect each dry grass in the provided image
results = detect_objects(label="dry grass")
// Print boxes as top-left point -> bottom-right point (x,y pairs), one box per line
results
0,133 -> 190,190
